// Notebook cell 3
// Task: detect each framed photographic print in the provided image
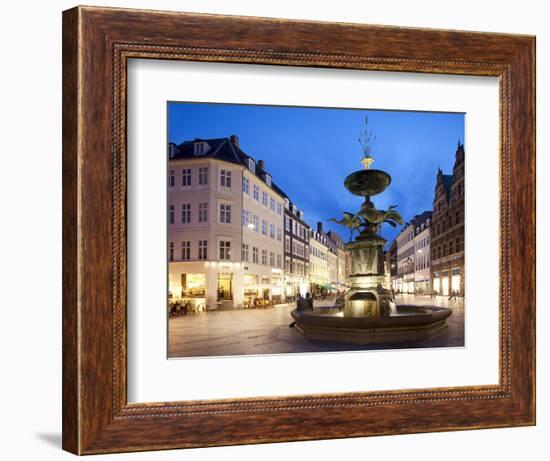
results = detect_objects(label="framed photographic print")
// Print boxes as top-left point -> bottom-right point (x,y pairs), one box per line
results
62,6 -> 535,455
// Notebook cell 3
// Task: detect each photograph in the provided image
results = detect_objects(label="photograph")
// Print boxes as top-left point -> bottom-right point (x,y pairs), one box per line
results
166,102 -> 465,358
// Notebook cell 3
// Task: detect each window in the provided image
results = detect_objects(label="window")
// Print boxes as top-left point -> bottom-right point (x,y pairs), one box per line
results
198,240 -> 208,260
253,214 -> 259,232
248,158 -> 256,173
449,241 -> 454,254
277,226 -> 282,241
269,252 -> 275,267
219,241 -> 231,260
220,169 -> 232,188
219,204 -> 232,224
261,219 -> 267,236
276,202 -> 282,216
242,243 -> 249,261
181,168 -> 191,187
181,204 -> 191,223
198,167 -> 208,185
261,249 -> 267,265
181,241 -> 191,260
169,242 -> 174,261
169,170 -> 175,187
270,197 -> 275,212
242,176 -> 249,194
253,184 -> 259,201
169,205 -> 174,224
276,254 -> 282,269
269,223 -> 275,239
194,142 -> 206,155
242,209 -> 249,228
265,174 -> 272,187
198,202 -> 208,222
252,246 -> 259,264
262,191 -> 268,207
285,216 -> 291,232
456,210 -> 460,225
285,235 -> 291,252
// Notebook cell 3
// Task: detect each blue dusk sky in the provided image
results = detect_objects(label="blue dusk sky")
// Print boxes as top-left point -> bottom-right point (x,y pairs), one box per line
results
168,102 -> 464,246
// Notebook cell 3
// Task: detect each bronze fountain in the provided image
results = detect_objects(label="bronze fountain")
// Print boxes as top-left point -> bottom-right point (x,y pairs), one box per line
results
291,117 -> 452,345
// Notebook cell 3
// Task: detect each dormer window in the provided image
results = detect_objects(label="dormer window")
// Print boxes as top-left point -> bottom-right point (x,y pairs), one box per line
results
265,174 -> 272,187
248,158 -> 256,174
194,142 -> 208,155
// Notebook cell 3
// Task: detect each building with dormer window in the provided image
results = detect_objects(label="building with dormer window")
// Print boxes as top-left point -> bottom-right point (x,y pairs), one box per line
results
167,135 -> 285,310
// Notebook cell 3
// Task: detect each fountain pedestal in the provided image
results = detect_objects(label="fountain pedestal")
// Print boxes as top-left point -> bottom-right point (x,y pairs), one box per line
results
344,232 -> 393,318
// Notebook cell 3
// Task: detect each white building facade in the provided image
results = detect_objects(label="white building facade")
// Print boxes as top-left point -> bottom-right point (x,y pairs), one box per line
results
394,211 -> 432,295
396,223 -> 415,294
167,136 -> 284,310
327,230 -> 348,292
413,215 -> 431,294
309,226 -> 330,295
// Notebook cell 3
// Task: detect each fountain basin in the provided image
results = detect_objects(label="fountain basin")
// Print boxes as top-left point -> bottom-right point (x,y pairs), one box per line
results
291,305 -> 452,345
344,169 -> 391,196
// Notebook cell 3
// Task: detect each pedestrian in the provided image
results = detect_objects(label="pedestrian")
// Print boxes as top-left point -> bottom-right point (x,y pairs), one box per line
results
289,294 -> 306,328
305,292 -> 314,310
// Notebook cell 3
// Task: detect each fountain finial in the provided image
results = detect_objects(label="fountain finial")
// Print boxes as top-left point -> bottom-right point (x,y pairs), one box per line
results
358,115 -> 376,170
360,156 -> 375,170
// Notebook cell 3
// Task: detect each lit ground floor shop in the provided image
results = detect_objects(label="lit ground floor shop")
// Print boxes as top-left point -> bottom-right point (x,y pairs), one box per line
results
394,276 -> 415,294
391,274 -> 460,296
168,261 -> 285,310
414,278 -> 430,294
432,267 -> 463,296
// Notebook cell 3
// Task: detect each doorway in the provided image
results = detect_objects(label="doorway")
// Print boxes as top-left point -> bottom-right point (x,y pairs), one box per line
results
217,273 -> 233,301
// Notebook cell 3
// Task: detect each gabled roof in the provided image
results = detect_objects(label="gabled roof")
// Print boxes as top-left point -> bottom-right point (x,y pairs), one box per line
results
169,136 -> 289,200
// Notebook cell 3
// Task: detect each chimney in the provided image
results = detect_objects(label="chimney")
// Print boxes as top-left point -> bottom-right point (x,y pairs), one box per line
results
229,134 -> 239,147
317,222 -> 323,234
258,159 -> 266,170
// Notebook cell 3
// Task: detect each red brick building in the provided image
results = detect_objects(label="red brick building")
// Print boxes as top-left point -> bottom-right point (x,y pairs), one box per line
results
430,142 -> 465,297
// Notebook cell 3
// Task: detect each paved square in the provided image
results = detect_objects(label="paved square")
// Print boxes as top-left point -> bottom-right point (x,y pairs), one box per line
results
168,294 -> 464,358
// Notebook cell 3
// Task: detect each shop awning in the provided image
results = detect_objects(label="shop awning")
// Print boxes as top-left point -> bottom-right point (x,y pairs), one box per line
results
320,284 -> 336,290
